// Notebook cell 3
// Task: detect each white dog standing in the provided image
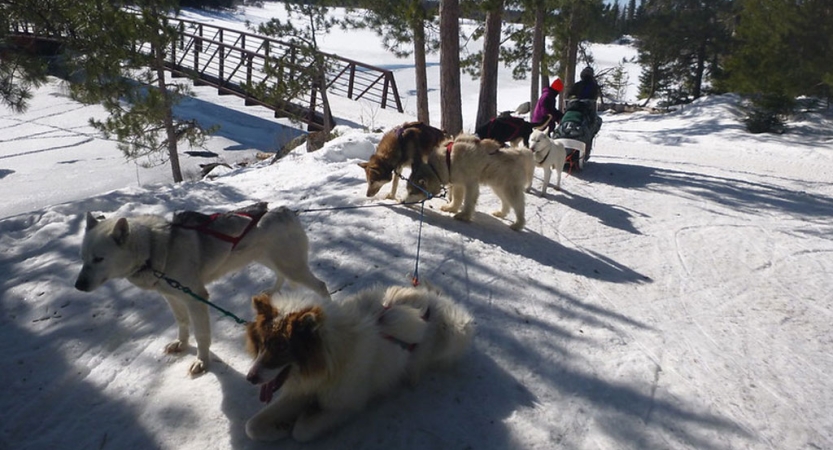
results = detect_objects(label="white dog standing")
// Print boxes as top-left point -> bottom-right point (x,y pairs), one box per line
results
244,283 -> 474,442
404,134 -> 534,231
74,202 -> 330,375
528,128 -> 568,196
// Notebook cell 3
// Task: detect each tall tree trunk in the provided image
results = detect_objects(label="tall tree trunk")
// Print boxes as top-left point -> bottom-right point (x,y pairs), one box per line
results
412,16 -> 430,124
475,1 -> 504,128
439,0 -> 462,135
693,41 -> 706,99
563,5 -> 580,100
318,64 -> 333,134
530,2 -> 545,109
154,45 -> 183,183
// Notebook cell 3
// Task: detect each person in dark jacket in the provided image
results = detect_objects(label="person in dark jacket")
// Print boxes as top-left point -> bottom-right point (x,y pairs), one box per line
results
567,66 -> 601,102
565,66 -> 602,128
531,78 -> 564,135
563,66 -> 602,162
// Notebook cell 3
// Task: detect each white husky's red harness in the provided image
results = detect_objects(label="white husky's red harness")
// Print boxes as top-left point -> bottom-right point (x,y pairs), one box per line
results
174,209 -> 267,249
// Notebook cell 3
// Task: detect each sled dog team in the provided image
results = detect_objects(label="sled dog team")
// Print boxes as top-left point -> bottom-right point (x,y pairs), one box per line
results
74,119 -> 566,442
360,120 -> 568,231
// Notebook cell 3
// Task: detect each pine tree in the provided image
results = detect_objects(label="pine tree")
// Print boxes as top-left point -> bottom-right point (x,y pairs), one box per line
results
0,0 -> 66,112
558,0 -> 605,98
635,0 -> 732,105
721,0 -> 832,104
343,0 -> 439,125
456,0 -> 506,127
68,2 -> 214,182
254,1 -> 338,139
440,0 -> 463,135
719,0 -> 832,130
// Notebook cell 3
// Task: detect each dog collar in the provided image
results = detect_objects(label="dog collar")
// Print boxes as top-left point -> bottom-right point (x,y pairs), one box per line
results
130,260 -> 162,287
535,147 -> 551,165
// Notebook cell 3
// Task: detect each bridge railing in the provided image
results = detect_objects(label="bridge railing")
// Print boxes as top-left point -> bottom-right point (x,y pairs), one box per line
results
161,16 -> 402,130
9,14 -> 404,131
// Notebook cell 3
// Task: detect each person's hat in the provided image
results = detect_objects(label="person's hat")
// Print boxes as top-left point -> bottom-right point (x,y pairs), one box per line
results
550,78 -> 564,92
580,66 -> 595,79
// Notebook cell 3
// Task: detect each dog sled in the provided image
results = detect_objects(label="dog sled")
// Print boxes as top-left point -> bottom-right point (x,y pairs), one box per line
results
553,98 -> 602,171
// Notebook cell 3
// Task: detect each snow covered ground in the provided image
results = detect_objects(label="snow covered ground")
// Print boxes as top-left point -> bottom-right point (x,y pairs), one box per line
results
1,4 -> 832,450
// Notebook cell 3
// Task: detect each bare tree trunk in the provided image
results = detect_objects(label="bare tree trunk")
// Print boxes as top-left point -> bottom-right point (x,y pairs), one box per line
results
693,42 -> 706,99
318,66 -> 333,134
412,16 -> 430,124
475,1 -> 504,128
154,45 -> 183,183
439,0 -> 462,135
530,2 -> 545,109
563,6 -> 579,100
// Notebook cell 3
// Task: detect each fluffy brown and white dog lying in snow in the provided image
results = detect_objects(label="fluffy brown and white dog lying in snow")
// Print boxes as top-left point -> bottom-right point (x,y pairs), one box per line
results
358,121 -> 446,200
244,284 -> 474,442
404,134 -> 535,231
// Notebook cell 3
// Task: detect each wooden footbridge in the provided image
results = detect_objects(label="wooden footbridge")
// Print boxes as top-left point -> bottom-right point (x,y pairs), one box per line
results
9,15 -> 404,131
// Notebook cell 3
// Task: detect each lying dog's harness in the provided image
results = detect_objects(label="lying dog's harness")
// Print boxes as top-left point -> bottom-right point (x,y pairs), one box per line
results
173,204 -> 268,250
378,305 -> 431,352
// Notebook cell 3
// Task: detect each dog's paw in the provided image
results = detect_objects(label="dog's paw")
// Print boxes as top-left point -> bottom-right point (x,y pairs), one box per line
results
510,221 -> 525,231
453,212 -> 472,222
164,340 -> 187,354
384,193 -> 398,201
538,191 -> 547,197
189,358 -> 208,376
440,205 -> 457,213
491,210 -> 507,218
246,419 -> 292,441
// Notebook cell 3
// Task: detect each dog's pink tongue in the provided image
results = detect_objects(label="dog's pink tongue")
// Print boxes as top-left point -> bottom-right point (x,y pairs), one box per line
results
259,379 -> 277,403
257,366 -> 291,403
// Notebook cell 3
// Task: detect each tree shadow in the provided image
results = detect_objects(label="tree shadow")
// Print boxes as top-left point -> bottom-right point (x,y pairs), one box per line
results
0,213 -> 171,450
580,161 -> 833,220
528,181 -> 644,235
390,203 -> 651,284
174,95 -> 305,153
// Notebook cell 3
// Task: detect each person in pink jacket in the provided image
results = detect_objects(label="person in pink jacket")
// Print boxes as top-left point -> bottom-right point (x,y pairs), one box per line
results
531,78 -> 564,135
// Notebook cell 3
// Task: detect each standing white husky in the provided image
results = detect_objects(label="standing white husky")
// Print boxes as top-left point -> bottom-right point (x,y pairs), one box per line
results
404,134 -> 534,231
528,129 -> 567,196
74,202 -> 330,375
244,283 -> 474,442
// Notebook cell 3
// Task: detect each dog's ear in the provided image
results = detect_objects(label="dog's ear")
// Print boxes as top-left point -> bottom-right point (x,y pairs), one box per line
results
358,162 -> 368,169
85,212 -> 100,230
295,307 -> 323,335
111,218 -> 130,246
251,294 -> 275,319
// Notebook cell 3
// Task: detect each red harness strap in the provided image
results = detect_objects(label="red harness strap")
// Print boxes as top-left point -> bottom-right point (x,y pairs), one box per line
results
175,211 -> 266,249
